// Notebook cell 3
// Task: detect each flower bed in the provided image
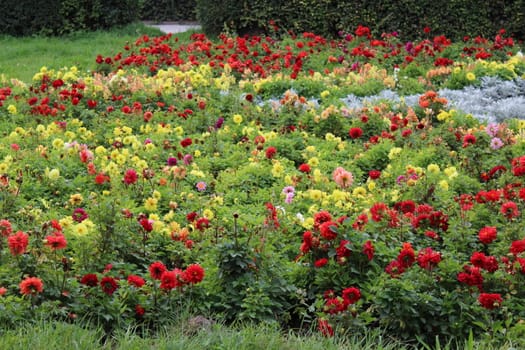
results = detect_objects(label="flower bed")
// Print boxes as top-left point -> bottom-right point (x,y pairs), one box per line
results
0,26 -> 525,345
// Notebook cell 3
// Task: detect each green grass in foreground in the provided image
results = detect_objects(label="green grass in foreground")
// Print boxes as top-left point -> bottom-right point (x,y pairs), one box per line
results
0,321 -> 411,350
0,22 -> 198,84
0,320 -> 520,350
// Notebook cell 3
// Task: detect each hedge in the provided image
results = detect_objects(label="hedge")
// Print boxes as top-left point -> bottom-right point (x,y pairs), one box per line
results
140,0 -> 196,22
0,0 -> 143,36
195,0 -> 525,41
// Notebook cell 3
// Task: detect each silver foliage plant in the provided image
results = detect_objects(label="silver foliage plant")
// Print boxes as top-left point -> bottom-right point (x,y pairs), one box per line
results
341,77 -> 525,123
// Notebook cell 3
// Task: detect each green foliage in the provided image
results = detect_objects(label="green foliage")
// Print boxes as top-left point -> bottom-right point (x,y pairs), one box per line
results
372,267 -> 479,344
0,0 -> 143,36
195,0 -> 244,37
140,0 -> 196,22
211,239 -> 296,324
195,0 -> 525,41
355,139 -> 393,172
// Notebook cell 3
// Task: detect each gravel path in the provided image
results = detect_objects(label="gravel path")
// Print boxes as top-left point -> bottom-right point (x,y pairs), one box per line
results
144,22 -> 201,33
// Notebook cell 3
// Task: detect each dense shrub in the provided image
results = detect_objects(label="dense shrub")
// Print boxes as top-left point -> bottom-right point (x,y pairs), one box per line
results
0,0 -> 62,36
195,0 -> 525,41
0,0 -> 143,36
140,0 -> 196,22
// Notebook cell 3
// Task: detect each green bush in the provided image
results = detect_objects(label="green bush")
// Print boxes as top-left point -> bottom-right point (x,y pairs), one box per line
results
195,0 -> 245,37
195,0 -> 525,41
0,0 -> 143,36
140,0 -> 196,22
0,0 -> 62,36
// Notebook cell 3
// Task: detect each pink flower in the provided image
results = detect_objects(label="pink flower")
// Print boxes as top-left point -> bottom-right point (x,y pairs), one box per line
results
490,137 -> 504,150
196,181 -> 207,192
332,167 -> 353,188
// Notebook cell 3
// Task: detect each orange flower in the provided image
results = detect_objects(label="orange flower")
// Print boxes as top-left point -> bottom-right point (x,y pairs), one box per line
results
19,276 -> 44,295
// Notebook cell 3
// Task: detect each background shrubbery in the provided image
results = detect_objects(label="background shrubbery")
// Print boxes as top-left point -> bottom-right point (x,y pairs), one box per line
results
0,0 -> 143,36
140,0 -> 196,22
1,0 -> 523,40
195,0 -> 525,40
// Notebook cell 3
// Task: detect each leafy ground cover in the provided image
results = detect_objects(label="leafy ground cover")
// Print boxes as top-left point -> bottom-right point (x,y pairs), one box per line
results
0,24 -> 525,348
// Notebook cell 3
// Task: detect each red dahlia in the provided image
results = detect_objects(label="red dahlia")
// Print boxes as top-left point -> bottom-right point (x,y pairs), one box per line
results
478,226 -> 497,244
478,293 -> 502,309
184,264 -> 205,284
100,276 -> 118,295
149,261 -> 167,280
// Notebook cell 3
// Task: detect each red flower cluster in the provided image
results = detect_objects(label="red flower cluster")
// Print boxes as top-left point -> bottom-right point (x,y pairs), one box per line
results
127,275 -> 146,288
139,217 -> 154,232
409,204 -> 449,232
462,133 -> 477,148
457,265 -> 483,290
265,146 -> 277,159
386,243 -> 442,277
149,261 -> 168,280
298,163 -> 311,173
314,258 -> 328,268
150,261 -> 205,290
262,202 -> 279,229
417,247 -> 442,271
185,211 -> 210,231
184,263 -> 205,284
511,156 -> 525,176
355,25 -> 371,38
478,226 -> 497,244
299,210 -> 375,268
368,170 -> 381,179
123,168 -> 138,185
45,232 -> 67,250
478,293 -> 502,309
319,221 -> 338,240
348,127 -> 363,139
470,252 -> 499,272
322,286 -> 361,315
318,318 -> 334,337
160,269 -> 184,290
0,219 -> 12,237
510,239 -> 525,255
397,242 -> 416,268
180,137 -> 192,148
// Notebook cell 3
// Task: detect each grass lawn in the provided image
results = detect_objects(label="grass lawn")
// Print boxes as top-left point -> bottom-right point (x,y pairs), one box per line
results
0,22 -> 167,83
